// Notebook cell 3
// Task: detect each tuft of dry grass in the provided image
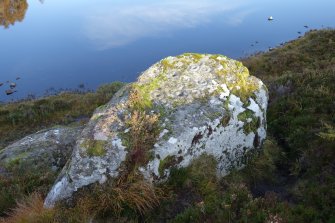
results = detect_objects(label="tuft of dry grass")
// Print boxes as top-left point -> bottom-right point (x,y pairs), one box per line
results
0,193 -> 55,223
125,110 -> 159,166
122,89 -> 161,168
111,178 -> 161,215
55,172 -> 162,222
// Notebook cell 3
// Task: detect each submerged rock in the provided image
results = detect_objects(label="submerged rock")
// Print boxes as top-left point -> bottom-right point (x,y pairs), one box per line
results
5,89 -> 16,95
0,126 -> 83,177
45,53 -> 269,207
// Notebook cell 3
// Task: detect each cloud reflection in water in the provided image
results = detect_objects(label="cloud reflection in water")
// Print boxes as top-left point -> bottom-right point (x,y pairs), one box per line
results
85,0 -> 251,49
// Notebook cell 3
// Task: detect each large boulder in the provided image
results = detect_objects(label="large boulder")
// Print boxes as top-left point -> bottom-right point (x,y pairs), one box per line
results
45,53 -> 268,207
0,126 -> 83,177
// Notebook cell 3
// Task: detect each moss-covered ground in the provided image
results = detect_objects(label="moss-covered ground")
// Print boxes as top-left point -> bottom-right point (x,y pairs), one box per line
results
1,29 -> 335,222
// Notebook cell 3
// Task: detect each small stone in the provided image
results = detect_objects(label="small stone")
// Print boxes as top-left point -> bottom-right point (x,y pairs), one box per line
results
159,129 -> 169,139
99,175 -> 107,184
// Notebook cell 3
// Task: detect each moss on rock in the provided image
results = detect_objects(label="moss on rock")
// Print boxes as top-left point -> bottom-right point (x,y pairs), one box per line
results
81,139 -> 107,157
237,109 -> 260,134
158,155 -> 177,176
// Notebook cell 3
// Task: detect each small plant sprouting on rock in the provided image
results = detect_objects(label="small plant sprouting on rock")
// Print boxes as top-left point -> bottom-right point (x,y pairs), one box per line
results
237,109 -> 261,134
124,110 -> 159,167
158,155 -> 182,176
122,89 -> 161,168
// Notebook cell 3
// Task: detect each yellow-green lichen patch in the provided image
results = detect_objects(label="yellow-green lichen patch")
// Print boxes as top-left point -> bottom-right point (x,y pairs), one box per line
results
237,109 -> 260,134
132,72 -> 167,110
160,57 -> 181,74
133,54 -> 205,110
209,54 -> 223,60
91,113 -> 103,121
81,139 -> 107,157
4,151 -> 29,169
134,53 -> 262,111
230,75 -> 259,103
181,53 -> 203,63
161,58 -> 176,73
214,59 -> 260,103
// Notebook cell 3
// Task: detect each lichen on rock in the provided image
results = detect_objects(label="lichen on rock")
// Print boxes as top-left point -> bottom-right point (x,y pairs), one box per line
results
44,53 -> 269,208
0,126 -> 83,177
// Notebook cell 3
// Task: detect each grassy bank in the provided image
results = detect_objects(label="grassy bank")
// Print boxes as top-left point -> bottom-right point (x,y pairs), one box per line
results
1,29 -> 335,222
0,82 -> 125,150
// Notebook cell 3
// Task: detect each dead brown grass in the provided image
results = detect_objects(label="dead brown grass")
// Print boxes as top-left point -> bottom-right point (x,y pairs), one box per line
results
122,89 -> 161,168
55,172 -> 162,222
0,193 -> 55,223
125,110 -> 159,166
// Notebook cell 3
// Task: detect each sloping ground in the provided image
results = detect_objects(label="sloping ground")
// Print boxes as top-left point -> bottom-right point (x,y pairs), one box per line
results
1,29 -> 334,222
242,29 -> 335,222
0,83 -> 125,217
147,29 -> 335,223
243,29 -> 335,80
0,82 -> 125,149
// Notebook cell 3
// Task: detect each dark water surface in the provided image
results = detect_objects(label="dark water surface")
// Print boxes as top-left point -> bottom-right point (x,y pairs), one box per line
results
0,0 -> 334,102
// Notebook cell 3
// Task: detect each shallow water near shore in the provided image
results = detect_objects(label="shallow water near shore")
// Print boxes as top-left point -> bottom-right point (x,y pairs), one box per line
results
0,0 -> 334,102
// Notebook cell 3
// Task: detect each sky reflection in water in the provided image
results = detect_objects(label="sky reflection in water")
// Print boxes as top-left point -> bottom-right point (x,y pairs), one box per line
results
0,0 -> 334,101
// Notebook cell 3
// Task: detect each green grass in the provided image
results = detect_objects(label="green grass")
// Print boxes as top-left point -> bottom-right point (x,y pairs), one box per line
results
0,167 -> 57,217
242,28 -> 335,222
242,29 -> 335,80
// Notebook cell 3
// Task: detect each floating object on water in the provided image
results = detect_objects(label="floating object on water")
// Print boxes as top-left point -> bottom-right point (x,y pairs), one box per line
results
255,41 -> 259,44
304,25 -> 309,28
251,44 -> 254,47
297,31 -> 301,34
10,82 -> 17,89
268,16 -> 274,21
16,77 -> 21,80
5,89 -> 16,95
0,83 -> 3,87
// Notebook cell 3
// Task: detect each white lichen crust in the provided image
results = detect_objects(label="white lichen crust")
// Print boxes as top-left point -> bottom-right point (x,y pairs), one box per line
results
44,53 -> 268,207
